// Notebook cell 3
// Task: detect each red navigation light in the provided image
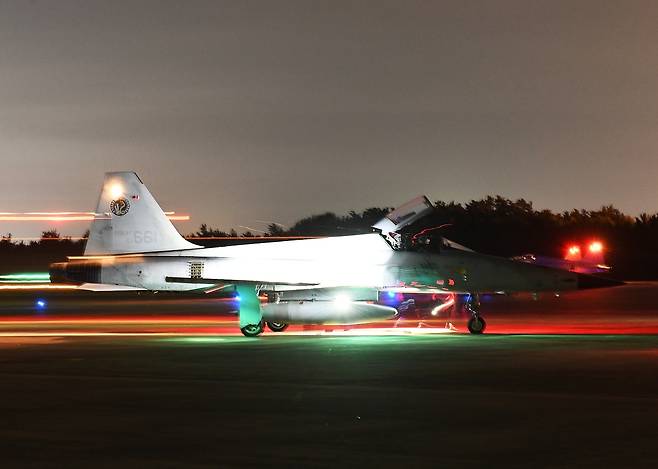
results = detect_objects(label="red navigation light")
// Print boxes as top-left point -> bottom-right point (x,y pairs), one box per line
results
565,244 -> 582,261
567,245 -> 581,256
589,241 -> 603,253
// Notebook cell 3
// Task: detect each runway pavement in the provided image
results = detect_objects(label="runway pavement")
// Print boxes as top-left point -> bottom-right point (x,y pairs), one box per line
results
0,283 -> 657,468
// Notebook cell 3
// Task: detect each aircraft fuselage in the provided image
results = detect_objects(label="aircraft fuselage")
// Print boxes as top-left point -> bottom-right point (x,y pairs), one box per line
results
52,233 -> 580,295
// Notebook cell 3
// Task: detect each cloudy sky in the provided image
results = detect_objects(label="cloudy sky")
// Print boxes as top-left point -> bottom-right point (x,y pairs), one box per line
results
1,0 -> 656,237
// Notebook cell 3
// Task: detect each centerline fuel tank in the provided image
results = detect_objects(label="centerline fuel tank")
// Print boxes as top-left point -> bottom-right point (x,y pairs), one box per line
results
261,300 -> 397,325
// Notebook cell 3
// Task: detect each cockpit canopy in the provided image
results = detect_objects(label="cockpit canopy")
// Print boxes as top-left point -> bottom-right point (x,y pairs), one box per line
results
372,195 -> 474,253
372,196 -> 434,249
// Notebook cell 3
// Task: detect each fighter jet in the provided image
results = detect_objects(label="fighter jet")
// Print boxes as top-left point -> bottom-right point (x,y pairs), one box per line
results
50,172 -> 623,336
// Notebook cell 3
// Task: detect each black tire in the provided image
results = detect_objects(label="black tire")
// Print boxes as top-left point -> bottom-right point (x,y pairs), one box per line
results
240,322 -> 264,337
467,316 -> 487,334
266,322 -> 289,332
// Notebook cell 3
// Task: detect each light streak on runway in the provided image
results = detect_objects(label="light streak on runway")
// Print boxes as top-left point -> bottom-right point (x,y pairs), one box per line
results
0,211 -> 96,215
0,215 -> 103,221
0,282 -> 657,337
7,235 -> 320,242
6,237 -> 88,241
0,211 -> 179,216
0,312 -> 455,336
0,211 -> 188,222
0,284 -> 77,290
0,273 -> 50,282
0,332 -> 208,337
0,328 -> 457,339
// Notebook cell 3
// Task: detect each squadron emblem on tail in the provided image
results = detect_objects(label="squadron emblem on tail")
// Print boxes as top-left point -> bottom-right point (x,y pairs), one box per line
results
110,197 -> 130,216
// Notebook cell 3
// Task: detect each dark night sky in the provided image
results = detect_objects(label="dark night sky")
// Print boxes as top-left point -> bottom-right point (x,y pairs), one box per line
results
1,0 -> 656,237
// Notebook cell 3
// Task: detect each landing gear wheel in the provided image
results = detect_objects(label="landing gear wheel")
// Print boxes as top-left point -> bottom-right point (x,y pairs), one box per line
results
266,322 -> 288,332
467,316 -> 486,334
240,322 -> 264,337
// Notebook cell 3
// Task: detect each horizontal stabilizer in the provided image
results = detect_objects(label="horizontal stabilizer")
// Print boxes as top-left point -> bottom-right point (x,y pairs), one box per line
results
575,274 -> 624,290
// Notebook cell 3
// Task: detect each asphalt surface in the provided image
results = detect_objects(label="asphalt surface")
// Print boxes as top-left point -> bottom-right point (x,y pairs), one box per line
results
0,283 -> 657,468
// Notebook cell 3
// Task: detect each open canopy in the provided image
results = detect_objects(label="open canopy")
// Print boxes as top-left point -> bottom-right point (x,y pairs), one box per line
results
372,196 -> 434,248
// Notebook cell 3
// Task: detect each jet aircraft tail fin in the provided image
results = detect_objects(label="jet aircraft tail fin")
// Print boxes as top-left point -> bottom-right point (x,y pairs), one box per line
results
84,172 -> 198,255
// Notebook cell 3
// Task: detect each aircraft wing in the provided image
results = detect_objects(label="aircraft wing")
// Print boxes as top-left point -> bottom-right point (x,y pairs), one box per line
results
165,276 -> 319,287
77,283 -> 148,292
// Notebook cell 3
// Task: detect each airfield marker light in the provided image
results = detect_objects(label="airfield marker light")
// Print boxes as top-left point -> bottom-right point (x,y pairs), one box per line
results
35,299 -> 47,309
235,295 -> 242,302
387,291 -> 396,299
589,241 -> 603,253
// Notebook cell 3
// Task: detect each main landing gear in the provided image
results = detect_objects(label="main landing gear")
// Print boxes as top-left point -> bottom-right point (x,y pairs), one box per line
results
466,294 -> 487,334
240,322 -> 264,337
236,286 -> 291,336
266,322 -> 289,333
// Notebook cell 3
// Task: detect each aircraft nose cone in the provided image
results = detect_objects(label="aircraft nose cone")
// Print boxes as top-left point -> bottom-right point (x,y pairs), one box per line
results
576,273 -> 625,290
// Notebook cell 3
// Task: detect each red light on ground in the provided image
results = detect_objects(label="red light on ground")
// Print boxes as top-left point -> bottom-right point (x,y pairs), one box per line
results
589,241 -> 603,253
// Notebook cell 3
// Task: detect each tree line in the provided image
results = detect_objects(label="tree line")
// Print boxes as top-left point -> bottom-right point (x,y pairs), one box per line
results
2,196 -> 657,279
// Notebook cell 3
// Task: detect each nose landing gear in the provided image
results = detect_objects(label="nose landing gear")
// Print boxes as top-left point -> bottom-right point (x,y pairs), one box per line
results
237,284 -> 264,337
466,294 -> 487,334
467,315 -> 487,334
